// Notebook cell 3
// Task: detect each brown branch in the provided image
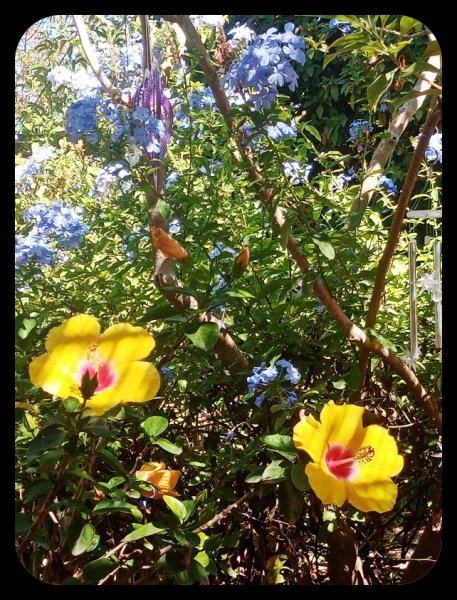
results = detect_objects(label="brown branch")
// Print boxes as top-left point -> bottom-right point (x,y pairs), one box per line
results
348,37 -> 441,220
160,14 -> 442,434
353,100 -> 441,401
18,453 -> 71,554
73,16 -> 130,106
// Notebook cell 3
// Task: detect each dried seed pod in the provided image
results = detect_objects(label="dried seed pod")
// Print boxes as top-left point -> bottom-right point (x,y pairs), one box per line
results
152,226 -> 188,261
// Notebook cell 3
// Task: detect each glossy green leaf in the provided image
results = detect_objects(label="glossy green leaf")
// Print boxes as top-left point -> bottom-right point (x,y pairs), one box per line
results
83,558 -> 117,583
122,522 -> 166,542
163,495 -> 187,521
367,70 -> 396,110
291,463 -> 309,492
142,415 -> 168,439
184,322 -> 219,351
261,460 -> 286,483
71,523 -> 100,556
313,237 -> 335,260
26,426 -> 67,461
155,438 -> 183,455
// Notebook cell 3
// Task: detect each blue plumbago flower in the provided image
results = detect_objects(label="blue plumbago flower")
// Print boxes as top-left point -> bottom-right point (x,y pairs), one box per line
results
166,171 -> 179,186
95,163 -> 131,196
379,175 -> 398,195
226,428 -> 236,442
336,167 -> 357,188
349,119 -> 372,141
15,229 -> 59,268
283,160 -> 312,185
329,19 -> 352,35
212,273 -> 229,293
225,22 -> 305,109
66,97 -> 100,143
16,145 -> 56,190
48,65 -> 100,96
99,98 -> 130,142
265,121 -> 297,141
120,38 -> 143,72
424,132 -> 442,163
190,15 -> 225,27
247,362 -> 279,391
282,390 -> 298,408
275,359 -> 301,384
315,299 -> 326,313
161,366 -> 175,380
189,86 -> 216,110
169,219 -> 181,234
227,23 -> 256,44
254,392 -> 266,407
23,200 -> 89,251
209,242 -> 237,259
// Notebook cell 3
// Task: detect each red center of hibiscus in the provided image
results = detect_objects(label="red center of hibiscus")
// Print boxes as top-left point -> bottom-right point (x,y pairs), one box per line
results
325,444 -> 357,480
76,345 -> 117,393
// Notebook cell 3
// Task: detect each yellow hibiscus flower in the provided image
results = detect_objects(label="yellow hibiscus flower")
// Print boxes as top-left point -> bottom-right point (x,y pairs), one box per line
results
293,401 -> 404,513
136,462 -> 181,500
29,314 -> 160,416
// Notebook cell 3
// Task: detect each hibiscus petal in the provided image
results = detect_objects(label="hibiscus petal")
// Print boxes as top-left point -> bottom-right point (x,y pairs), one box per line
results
29,344 -> 87,399
346,476 -> 398,513
85,361 -> 160,415
306,462 -> 347,507
353,424 -> 404,478
98,323 -> 155,365
293,414 -> 327,462
320,401 -> 365,447
45,314 -> 100,352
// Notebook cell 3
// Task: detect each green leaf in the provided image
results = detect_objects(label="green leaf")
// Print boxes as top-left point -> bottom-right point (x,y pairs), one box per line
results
16,316 -> 37,339
302,121 -> 321,141
96,448 -> 128,476
367,70 -> 396,111
83,558 -> 117,583
142,416 -> 168,439
220,287 -> 255,299
92,500 -> 142,521
401,60 -> 441,78
261,460 -> 286,483
155,438 -> 183,454
347,360 -> 361,391
423,39 -> 441,58
163,495 -> 187,521
261,434 -> 298,462
366,327 -> 397,351
189,559 -> 209,585
312,237 -> 335,260
122,522 -> 166,542
399,16 -> 419,34
278,479 -> 304,525
15,512 -> 33,533
71,523 -> 100,556
245,465 -> 264,484
280,219 -> 292,250
174,530 -> 201,547
291,463 -> 308,492
392,87 -> 441,109
26,426 -> 67,461
139,304 -> 184,323
184,322 -> 219,351
161,286 -> 199,299
82,417 -> 111,438
63,397 -> 82,413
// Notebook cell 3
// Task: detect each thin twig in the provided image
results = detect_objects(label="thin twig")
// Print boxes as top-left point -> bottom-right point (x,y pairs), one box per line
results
352,99 -> 441,402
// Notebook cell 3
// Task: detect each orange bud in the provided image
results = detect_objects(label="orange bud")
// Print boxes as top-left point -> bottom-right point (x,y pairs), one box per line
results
235,246 -> 250,268
136,462 -> 181,500
151,226 -> 189,261
232,246 -> 250,280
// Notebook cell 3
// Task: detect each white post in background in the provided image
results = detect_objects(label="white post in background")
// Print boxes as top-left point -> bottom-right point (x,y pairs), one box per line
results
409,240 -> 420,360
433,240 -> 442,350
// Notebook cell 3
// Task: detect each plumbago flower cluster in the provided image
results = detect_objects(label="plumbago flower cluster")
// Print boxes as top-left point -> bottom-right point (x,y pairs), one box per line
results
247,359 -> 301,408
225,22 -> 306,109
15,145 -> 55,191
16,201 -> 89,268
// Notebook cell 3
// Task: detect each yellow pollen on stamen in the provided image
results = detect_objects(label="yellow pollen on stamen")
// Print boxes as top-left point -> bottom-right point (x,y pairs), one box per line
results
355,446 -> 375,464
